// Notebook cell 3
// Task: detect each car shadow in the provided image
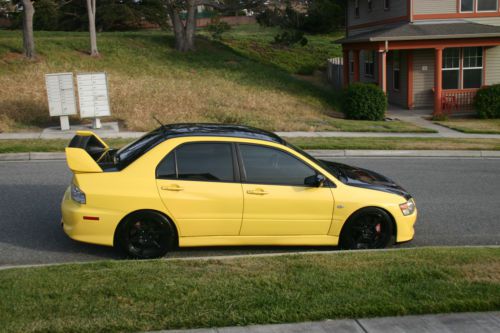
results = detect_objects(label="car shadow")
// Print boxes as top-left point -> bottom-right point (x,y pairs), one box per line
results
0,183 -> 342,264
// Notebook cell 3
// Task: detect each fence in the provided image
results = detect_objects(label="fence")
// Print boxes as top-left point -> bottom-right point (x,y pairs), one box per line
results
441,89 -> 478,114
193,16 -> 256,28
327,57 -> 344,90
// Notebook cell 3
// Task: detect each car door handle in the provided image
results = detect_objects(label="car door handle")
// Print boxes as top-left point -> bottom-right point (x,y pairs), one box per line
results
246,189 -> 269,195
161,185 -> 184,191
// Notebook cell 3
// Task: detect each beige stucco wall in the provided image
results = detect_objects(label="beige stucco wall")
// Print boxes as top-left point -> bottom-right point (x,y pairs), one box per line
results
412,49 -> 435,108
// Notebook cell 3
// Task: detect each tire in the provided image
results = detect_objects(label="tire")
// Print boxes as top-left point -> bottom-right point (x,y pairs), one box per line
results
115,211 -> 176,259
339,207 -> 394,250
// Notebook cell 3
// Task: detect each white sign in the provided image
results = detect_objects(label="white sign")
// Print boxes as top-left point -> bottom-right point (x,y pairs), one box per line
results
45,73 -> 77,117
77,73 -> 111,119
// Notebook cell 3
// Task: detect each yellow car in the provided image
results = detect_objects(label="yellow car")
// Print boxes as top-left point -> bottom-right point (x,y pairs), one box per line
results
62,124 -> 417,259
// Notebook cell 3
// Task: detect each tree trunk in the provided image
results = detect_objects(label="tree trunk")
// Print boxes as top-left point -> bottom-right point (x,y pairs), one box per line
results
86,0 -> 99,56
169,0 -> 197,52
21,0 -> 35,59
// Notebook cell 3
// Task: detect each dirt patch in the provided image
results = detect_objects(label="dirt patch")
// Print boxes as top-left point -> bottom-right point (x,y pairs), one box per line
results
462,261 -> 500,283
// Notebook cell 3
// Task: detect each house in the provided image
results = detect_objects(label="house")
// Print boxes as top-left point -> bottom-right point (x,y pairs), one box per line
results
338,0 -> 500,115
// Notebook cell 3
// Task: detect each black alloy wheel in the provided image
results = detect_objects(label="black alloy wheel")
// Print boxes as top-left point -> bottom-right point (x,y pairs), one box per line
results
339,208 -> 394,250
117,211 -> 175,259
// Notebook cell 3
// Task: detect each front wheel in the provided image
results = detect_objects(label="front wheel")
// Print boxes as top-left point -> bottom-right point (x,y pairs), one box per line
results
116,211 -> 176,259
339,208 -> 394,250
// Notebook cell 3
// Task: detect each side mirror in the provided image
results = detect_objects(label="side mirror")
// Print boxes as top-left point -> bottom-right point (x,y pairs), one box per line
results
304,174 -> 326,187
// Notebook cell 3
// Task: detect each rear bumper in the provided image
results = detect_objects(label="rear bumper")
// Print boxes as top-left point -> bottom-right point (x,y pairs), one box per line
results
61,187 -> 119,247
395,208 -> 417,243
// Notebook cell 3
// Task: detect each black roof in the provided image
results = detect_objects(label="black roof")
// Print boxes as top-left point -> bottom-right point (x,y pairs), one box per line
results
114,124 -> 286,169
157,123 -> 286,144
337,21 -> 500,44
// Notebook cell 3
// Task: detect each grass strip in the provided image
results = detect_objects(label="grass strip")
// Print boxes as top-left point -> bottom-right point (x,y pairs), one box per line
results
434,119 -> 500,134
0,247 -> 499,332
1,137 -> 500,154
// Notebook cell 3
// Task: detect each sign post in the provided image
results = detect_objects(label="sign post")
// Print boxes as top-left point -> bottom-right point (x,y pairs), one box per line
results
76,73 -> 111,129
45,73 -> 77,130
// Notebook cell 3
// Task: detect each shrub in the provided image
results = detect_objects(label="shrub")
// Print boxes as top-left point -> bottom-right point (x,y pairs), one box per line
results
207,17 -> 231,40
474,84 -> 500,119
273,30 -> 308,47
341,83 -> 387,121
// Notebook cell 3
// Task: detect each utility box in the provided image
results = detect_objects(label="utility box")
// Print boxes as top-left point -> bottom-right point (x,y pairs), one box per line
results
76,73 -> 111,129
45,73 -> 77,131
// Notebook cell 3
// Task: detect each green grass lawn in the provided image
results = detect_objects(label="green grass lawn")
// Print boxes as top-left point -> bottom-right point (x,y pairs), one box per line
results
2,136 -> 500,154
0,28 -> 429,134
0,247 -> 499,333
201,24 -> 343,75
288,137 -> 500,150
435,119 -> 500,134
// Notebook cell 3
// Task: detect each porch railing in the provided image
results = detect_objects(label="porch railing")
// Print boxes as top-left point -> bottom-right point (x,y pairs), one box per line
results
441,89 -> 478,114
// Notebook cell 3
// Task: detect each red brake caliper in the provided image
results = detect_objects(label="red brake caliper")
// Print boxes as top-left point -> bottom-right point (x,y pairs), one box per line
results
375,223 -> 381,234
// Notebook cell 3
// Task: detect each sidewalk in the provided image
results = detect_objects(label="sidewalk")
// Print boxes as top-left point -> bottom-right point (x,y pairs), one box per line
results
154,312 -> 500,333
1,118 -> 500,140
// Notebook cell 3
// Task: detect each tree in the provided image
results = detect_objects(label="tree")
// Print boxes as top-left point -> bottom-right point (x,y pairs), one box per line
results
164,0 -> 264,52
20,0 -> 35,59
85,0 -> 98,56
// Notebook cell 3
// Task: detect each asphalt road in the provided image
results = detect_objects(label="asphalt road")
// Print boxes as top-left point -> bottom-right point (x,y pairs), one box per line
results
0,157 -> 499,267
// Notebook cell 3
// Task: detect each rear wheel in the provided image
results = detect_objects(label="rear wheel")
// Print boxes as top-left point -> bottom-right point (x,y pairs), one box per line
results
116,211 -> 175,259
339,208 -> 394,250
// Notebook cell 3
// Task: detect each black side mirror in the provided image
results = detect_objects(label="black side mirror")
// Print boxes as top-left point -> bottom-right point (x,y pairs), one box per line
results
304,174 -> 326,187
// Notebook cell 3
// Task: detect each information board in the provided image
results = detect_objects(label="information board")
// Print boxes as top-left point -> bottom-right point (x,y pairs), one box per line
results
45,73 -> 77,117
76,73 -> 111,118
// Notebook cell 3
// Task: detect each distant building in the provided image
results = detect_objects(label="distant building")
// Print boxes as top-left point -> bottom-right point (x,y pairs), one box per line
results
338,0 -> 500,115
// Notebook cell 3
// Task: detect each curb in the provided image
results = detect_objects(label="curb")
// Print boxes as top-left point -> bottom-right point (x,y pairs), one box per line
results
0,152 -> 65,161
1,151 -> 500,161
0,245 -> 499,271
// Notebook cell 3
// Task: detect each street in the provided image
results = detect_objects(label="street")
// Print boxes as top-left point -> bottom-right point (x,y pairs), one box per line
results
0,157 -> 499,267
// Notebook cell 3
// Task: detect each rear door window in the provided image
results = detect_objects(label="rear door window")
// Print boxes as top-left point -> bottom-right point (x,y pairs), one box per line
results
157,142 -> 235,182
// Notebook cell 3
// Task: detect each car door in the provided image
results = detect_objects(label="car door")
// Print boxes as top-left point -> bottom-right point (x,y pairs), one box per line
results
238,143 -> 334,236
156,142 -> 243,237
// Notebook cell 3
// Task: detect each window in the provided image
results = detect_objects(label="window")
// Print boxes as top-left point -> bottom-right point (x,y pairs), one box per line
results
477,0 -> 498,11
384,0 -> 390,10
350,59 -> 354,74
461,0 -> 498,12
157,143 -> 234,182
365,51 -> 375,77
368,0 -> 373,12
393,51 -> 400,91
239,144 -> 317,186
355,0 -> 360,17
461,0 -> 474,12
463,47 -> 483,88
442,48 -> 460,90
442,47 -> 483,90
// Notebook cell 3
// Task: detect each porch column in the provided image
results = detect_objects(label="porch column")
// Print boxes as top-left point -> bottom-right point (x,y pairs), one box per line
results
343,49 -> 350,87
353,50 -> 360,82
434,48 -> 443,115
407,51 -> 414,109
378,50 -> 387,93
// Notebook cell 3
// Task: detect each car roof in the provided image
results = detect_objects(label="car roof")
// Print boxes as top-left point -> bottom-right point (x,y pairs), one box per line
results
114,124 -> 286,169
157,123 -> 286,144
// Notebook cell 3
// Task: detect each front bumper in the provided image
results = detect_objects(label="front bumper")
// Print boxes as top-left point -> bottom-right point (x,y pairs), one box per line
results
61,187 -> 119,247
395,208 -> 418,243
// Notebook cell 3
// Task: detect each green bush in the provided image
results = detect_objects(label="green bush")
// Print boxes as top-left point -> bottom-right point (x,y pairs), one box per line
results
207,17 -> 231,40
341,83 -> 387,120
273,30 -> 308,47
474,84 -> 500,119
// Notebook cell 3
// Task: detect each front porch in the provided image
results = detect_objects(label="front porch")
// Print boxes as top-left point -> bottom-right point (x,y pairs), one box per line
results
338,22 -> 500,116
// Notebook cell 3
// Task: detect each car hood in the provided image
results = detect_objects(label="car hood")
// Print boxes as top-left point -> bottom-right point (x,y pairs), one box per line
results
319,160 -> 412,200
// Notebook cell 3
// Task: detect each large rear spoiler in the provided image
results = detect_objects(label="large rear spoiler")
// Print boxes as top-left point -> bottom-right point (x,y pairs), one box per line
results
65,131 -> 110,173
